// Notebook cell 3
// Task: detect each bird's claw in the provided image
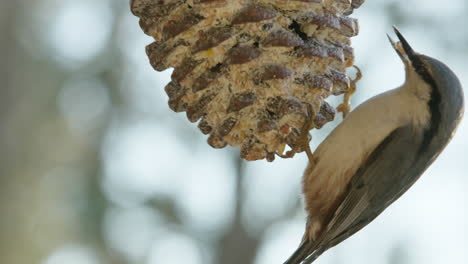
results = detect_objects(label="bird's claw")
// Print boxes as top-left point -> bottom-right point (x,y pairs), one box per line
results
302,104 -> 316,166
276,104 -> 316,166
337,65 -> 362,119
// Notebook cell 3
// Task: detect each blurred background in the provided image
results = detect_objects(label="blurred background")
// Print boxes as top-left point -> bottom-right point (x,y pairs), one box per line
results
1,0 -> 467,263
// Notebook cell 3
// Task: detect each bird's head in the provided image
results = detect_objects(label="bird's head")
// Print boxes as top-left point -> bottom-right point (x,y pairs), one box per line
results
387,26 -> 437,90
387,26 -> 463,149
387,26 -> 463,101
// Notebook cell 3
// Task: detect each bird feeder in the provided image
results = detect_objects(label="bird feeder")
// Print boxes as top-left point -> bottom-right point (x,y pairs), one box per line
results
131,0 -> 364,161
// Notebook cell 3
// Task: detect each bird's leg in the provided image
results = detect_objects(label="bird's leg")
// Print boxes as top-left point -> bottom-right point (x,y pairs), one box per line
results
302,104 -> 316,166
276,104 -> 316,166
337,65 -> 362,119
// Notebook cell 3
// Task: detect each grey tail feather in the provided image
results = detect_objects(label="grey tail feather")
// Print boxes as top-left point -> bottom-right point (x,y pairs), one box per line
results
302,248 -> 325,264
283,242 -> 323,264
283,242 -> 310,264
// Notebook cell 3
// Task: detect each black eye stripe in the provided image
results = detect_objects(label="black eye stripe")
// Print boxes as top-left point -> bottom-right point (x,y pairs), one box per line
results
410,55 -> 441,154
409,56 -> 434,86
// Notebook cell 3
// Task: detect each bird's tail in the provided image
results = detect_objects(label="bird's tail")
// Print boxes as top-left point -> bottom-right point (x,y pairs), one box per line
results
302,248 -> 325,264
283,240 -> 324,264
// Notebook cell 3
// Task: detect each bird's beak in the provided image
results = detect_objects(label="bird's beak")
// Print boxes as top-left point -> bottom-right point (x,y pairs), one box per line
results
387,26 -> 416,66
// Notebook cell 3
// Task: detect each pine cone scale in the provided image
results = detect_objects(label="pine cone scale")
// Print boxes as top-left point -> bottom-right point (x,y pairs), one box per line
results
131,0 -> 364,161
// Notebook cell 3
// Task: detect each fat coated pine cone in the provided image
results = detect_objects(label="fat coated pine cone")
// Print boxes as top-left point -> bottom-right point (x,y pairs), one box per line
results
131,0 -> 364,161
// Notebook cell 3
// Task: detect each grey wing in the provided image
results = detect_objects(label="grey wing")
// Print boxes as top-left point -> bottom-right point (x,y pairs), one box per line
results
318,125 -> 431,252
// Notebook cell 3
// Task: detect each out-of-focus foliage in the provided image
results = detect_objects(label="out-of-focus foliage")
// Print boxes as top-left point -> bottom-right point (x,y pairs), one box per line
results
0,0 -> 467,264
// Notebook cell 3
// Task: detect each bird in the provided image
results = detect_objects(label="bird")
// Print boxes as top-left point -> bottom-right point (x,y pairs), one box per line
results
284,27 -> 465,264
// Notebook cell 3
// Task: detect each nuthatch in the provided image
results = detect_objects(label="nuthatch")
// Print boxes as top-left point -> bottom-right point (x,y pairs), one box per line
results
284,27 -> 465,264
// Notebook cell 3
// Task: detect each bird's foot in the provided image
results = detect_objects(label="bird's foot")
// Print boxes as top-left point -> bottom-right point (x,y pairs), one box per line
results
277,104 -> 316,166
302,104 -> 316,166
337,65 -> 362,119
276,149 -> 298,159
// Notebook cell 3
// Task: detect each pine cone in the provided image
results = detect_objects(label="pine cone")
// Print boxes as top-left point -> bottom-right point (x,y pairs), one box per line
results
131,0 -> 364,161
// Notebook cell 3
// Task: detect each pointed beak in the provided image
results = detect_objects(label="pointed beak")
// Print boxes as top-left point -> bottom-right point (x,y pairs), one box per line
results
392,26 -> 416,57
387,26 -> 416,65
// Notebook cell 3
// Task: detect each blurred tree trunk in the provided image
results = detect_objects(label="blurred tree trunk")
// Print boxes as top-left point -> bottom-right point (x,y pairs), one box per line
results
218,157 -> 259,264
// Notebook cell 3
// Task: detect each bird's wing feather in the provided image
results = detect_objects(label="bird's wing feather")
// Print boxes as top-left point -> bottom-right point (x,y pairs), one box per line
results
289,126 -> 419,264
291,123 -> 452,264
319,125 -> 426,251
